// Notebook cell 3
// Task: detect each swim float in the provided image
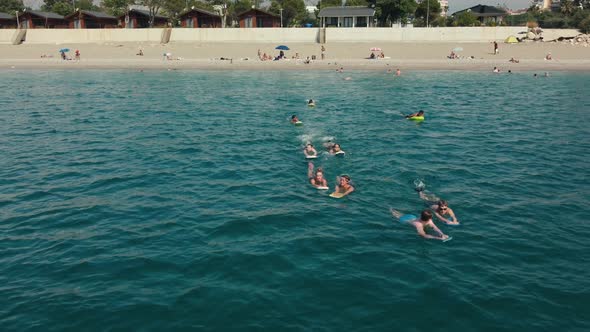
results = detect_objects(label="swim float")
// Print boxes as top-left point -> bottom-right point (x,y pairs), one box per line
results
408,116 -> 424,121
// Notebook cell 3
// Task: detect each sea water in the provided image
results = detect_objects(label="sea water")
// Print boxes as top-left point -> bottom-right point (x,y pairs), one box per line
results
1,69 -> 589,331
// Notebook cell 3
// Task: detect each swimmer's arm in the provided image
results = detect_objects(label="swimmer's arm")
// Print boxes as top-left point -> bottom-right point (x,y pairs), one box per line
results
448,209 -> 458,223
415,224 -> 439,240
341,186 -> 354,197
429,223 -> 446,239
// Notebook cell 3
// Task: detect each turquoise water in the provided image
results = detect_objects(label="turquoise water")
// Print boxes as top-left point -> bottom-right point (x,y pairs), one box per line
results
1,69 -> 589,331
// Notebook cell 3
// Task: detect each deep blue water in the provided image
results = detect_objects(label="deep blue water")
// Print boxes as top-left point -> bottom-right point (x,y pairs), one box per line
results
1,69 -> 589,331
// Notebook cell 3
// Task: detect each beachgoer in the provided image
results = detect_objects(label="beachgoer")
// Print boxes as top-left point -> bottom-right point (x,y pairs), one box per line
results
330,143 -> 343,155
387,68 -> 393,73
323,140 -> 335,150
332,175 -> 354,197
544,72 -> 550,77
304,56 -> 311,64
60,51 -> 66,60
379,52 -> 385,58
279,50 -> 285,59
405,110 -> 424,118
321,45 -> 326,60
304,143 -> 317,157
308,99 -> 315,107
257,49 -> 261,59
493,67 -> 500,73
534,73 -> 538,78
308,162 -> 328,188
75,50 -> 80,60
431,200 -> 459,225
493,41 -> 499,55
395,68 -> 401,76
545,53 -> 552,60
137,48 -> 144,56
390,209 -> 450,241
291,115 -> 300,124
414,179 -> 440,202
508,70 -> 512,73
509,57 -> 519,63
448,51 -> 458,59
370,52 -> 376,59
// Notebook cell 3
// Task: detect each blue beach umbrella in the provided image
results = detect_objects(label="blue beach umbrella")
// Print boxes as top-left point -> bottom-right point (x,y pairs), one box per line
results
59,48 -> 70,52
275,45 -> 290,50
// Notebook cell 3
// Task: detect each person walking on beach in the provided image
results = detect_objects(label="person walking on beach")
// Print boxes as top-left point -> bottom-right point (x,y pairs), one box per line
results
321,45 -> 326,60
75,50 -> 80,61
493,41 -> 499,55
390,209 -> 450,241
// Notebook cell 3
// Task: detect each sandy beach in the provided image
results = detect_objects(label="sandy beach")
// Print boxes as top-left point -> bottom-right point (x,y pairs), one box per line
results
1,41 -> 589,71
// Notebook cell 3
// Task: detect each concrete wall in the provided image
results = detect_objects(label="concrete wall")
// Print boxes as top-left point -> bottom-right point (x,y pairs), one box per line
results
24,29 -> 164,44
325,27 -> 581,42
0,29 -> 17,44
171,28 -> 318,43
7,27 -> 581,44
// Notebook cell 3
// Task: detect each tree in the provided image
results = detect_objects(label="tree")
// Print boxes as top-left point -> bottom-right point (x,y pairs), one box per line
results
561,0 -> 576,16
101,0 -> 130,17
47,1 -> 73,16
268,0 -> 306,27
579,15 -> 590,32
0,0 -> 25,13
136,0 -> 165,27
227,0 -> 252,27
414,0 -> 440,27
454,11 -> 478,26
375,0 -> 417,27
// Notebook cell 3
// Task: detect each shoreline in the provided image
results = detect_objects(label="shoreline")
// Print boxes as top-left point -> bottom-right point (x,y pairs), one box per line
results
2,41 -> 589,71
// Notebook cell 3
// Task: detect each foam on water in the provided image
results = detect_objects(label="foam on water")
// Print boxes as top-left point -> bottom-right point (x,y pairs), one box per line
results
1,69 -> 589,331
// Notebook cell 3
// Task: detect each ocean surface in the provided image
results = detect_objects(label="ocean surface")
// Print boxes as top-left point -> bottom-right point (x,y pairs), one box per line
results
1,69 -> 589,331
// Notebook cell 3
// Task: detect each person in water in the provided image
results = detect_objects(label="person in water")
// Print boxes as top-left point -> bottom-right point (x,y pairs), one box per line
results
308,99 -> 316,106
303,143 -> 317,157
390,209 -> 449,241
332,175 -> 354,197
405,110 -> 424,118
291,115 -> 300,124
431,200 -> 459,225
308,162 -> 328,188
330,143 -> 344,155
323,140 -> 335,150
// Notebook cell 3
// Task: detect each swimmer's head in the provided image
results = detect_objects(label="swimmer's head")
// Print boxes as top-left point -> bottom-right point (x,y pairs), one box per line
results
420,210 -> 432,222
333,144 -> 341,151
438,200 -> 448,208
340,175 -> 351,183
291,115 -> 297,119
417,111 -> 424,115
306,143 -> 313,148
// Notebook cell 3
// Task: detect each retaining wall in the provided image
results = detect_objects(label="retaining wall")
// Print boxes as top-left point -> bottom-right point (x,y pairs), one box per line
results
1,27 -> 581,45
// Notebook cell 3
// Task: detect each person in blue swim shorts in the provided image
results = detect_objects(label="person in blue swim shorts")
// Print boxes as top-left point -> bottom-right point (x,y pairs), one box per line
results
390,208 -> 449,241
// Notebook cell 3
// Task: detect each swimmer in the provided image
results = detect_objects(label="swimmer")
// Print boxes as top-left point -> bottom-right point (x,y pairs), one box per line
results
414,179 -> 440,202
291,115 -> 300,124
395,68 -> 401,76
308,99 -> 316,107
332,174 -> 354,197
431,200 -> 459,225
308,162 -> 328,188
330,143 -> 344,155
405,110 -> 424,118
390,208 -> 450,241
303,143 -> 317,157
323,140 -> 335,150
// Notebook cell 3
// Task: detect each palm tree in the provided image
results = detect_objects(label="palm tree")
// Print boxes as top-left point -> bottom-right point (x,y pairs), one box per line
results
560,0 -> 575,16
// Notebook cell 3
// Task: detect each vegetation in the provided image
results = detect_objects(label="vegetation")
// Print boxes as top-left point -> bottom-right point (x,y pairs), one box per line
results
42,0 -> 99,16
0,0 -> 25,13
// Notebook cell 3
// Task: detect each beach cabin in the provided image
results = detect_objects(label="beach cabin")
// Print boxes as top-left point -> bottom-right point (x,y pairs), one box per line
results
118,9 -> 168,28
237,9 -> 280,28
179,8 -> 222,28
318,6 -> 375,28
65,10 -> 117,29
0,12 -> 17,28
452,5 -> 508,25
17,10 -> 67,29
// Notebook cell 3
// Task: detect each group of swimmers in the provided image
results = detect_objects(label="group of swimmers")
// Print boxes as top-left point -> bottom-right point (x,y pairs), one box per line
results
292,98 -> 457,241
290,100 -> 355,199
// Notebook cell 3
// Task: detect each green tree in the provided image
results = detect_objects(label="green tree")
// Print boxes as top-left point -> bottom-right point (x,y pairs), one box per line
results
100,0 -> 130,17
268,0 -> 306,27
136,0 -> 166,27
76,0 -> 99,10
51,1 -> 73,16
0,0 -> 25,13
414,0 -> 440,27
375,0 -> 417,27
454,11 -> 478,26
579,15 -> 590,32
